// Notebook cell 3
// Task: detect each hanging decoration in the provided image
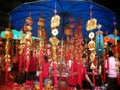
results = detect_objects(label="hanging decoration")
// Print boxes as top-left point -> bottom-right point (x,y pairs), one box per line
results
75,25 -> 84,87
103,31 -> 111,83
86,4 -> 97,31
95,24 -> 103,77
4,27 -> 13,83
19,32 -> 25,72
112,18 -> 120,85
96,24 -> 104,58
38,17 -> 46,65
38,18 -> 47,39
87,4 -> 97,85
64,17 -> 74,42
50,5 -> 60,88
37,17 -> 46,90
86,18 -> 97,31
23,16 -> 33,73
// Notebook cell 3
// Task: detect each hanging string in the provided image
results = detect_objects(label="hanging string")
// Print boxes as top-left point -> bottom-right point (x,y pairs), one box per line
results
29,4 -> 32,17
9,15 -> 11,28
113,17 -> 117,44
40,8 -> 44,18
113,17 -> 116,27
90,4 -> 93,19
54,1 -> 57,15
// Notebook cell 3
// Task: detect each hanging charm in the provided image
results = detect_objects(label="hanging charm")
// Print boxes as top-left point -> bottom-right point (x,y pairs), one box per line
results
86,18 -> 97,31
88,32 -> 95,51
4,28 -> 13,83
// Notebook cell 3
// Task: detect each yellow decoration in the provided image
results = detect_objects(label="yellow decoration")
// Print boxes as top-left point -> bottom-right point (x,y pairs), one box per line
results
50,37 -> 59,61
90,62 -> 96,69
4,28 -> 13,39
86,18 -> 97,31
90,52 -> 95,62
64,27 -> 72,36
51,15 -> 60,29
88,40 -> 95,51
38,18 -> 45,27
50,37 -> 59,46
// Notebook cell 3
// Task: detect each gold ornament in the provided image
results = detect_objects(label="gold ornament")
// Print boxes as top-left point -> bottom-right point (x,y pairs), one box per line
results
90,62 -> 96,69
89,32 -> 95,39
86,18 -> 97,31
38,18 -> 45,27
50,37 -> 59,61
64,27 -> 72,36
4,28 -> 13,39
88,40 -> 95,51
51,15 -> 60,29
26,17 -> 33,25
52,28 -> 59,36
90,52 -> 95,62
50,37 -> 59,46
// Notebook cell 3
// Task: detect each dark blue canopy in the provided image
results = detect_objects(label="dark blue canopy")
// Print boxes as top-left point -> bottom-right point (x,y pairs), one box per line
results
10,0 -> 120,40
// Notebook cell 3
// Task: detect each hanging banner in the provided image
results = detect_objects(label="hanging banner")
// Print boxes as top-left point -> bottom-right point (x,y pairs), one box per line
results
96,31 -> 104,58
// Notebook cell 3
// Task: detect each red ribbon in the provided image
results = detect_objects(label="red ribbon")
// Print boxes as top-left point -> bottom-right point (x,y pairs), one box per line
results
39,50 -> 44,62
92,70 -> 95,85
117,74 -> 120,86
39,71 -> 43,90
77,63 -> 82,87
53,62 -> 58,88
19,55 -> 23,71
26,61 -> 30,72
106,55 -> 109,73
5,62 -> 8,83
103,63 -> 106,83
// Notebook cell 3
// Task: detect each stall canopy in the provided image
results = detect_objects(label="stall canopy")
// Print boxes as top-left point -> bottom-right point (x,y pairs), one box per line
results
10,0 -> 120,40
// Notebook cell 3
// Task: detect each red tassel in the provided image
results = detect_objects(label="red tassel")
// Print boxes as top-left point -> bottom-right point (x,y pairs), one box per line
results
5,62 -> 8,83
39,50 -> 44,62
19,55 -> 23,71
26,61 -> 30,72
106,55 -> 109,72
103,63 -> 106,83
77,63 -> 82,87
39,71 -> 43,90
117,74 -> 120,86
92,70 -> 95,85
53,62 -> 58,88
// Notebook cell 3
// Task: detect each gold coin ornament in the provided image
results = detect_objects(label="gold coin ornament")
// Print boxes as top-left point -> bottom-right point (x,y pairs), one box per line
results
86,18 -> 97,31
89,32 -> 95,39
52,28 -> 59,36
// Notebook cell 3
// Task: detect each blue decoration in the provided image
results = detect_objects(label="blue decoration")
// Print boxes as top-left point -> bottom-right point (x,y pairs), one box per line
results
96,31 -> 104,58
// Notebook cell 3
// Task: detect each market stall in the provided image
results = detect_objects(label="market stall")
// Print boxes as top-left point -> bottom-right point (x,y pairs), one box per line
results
0,0 -> 120,90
